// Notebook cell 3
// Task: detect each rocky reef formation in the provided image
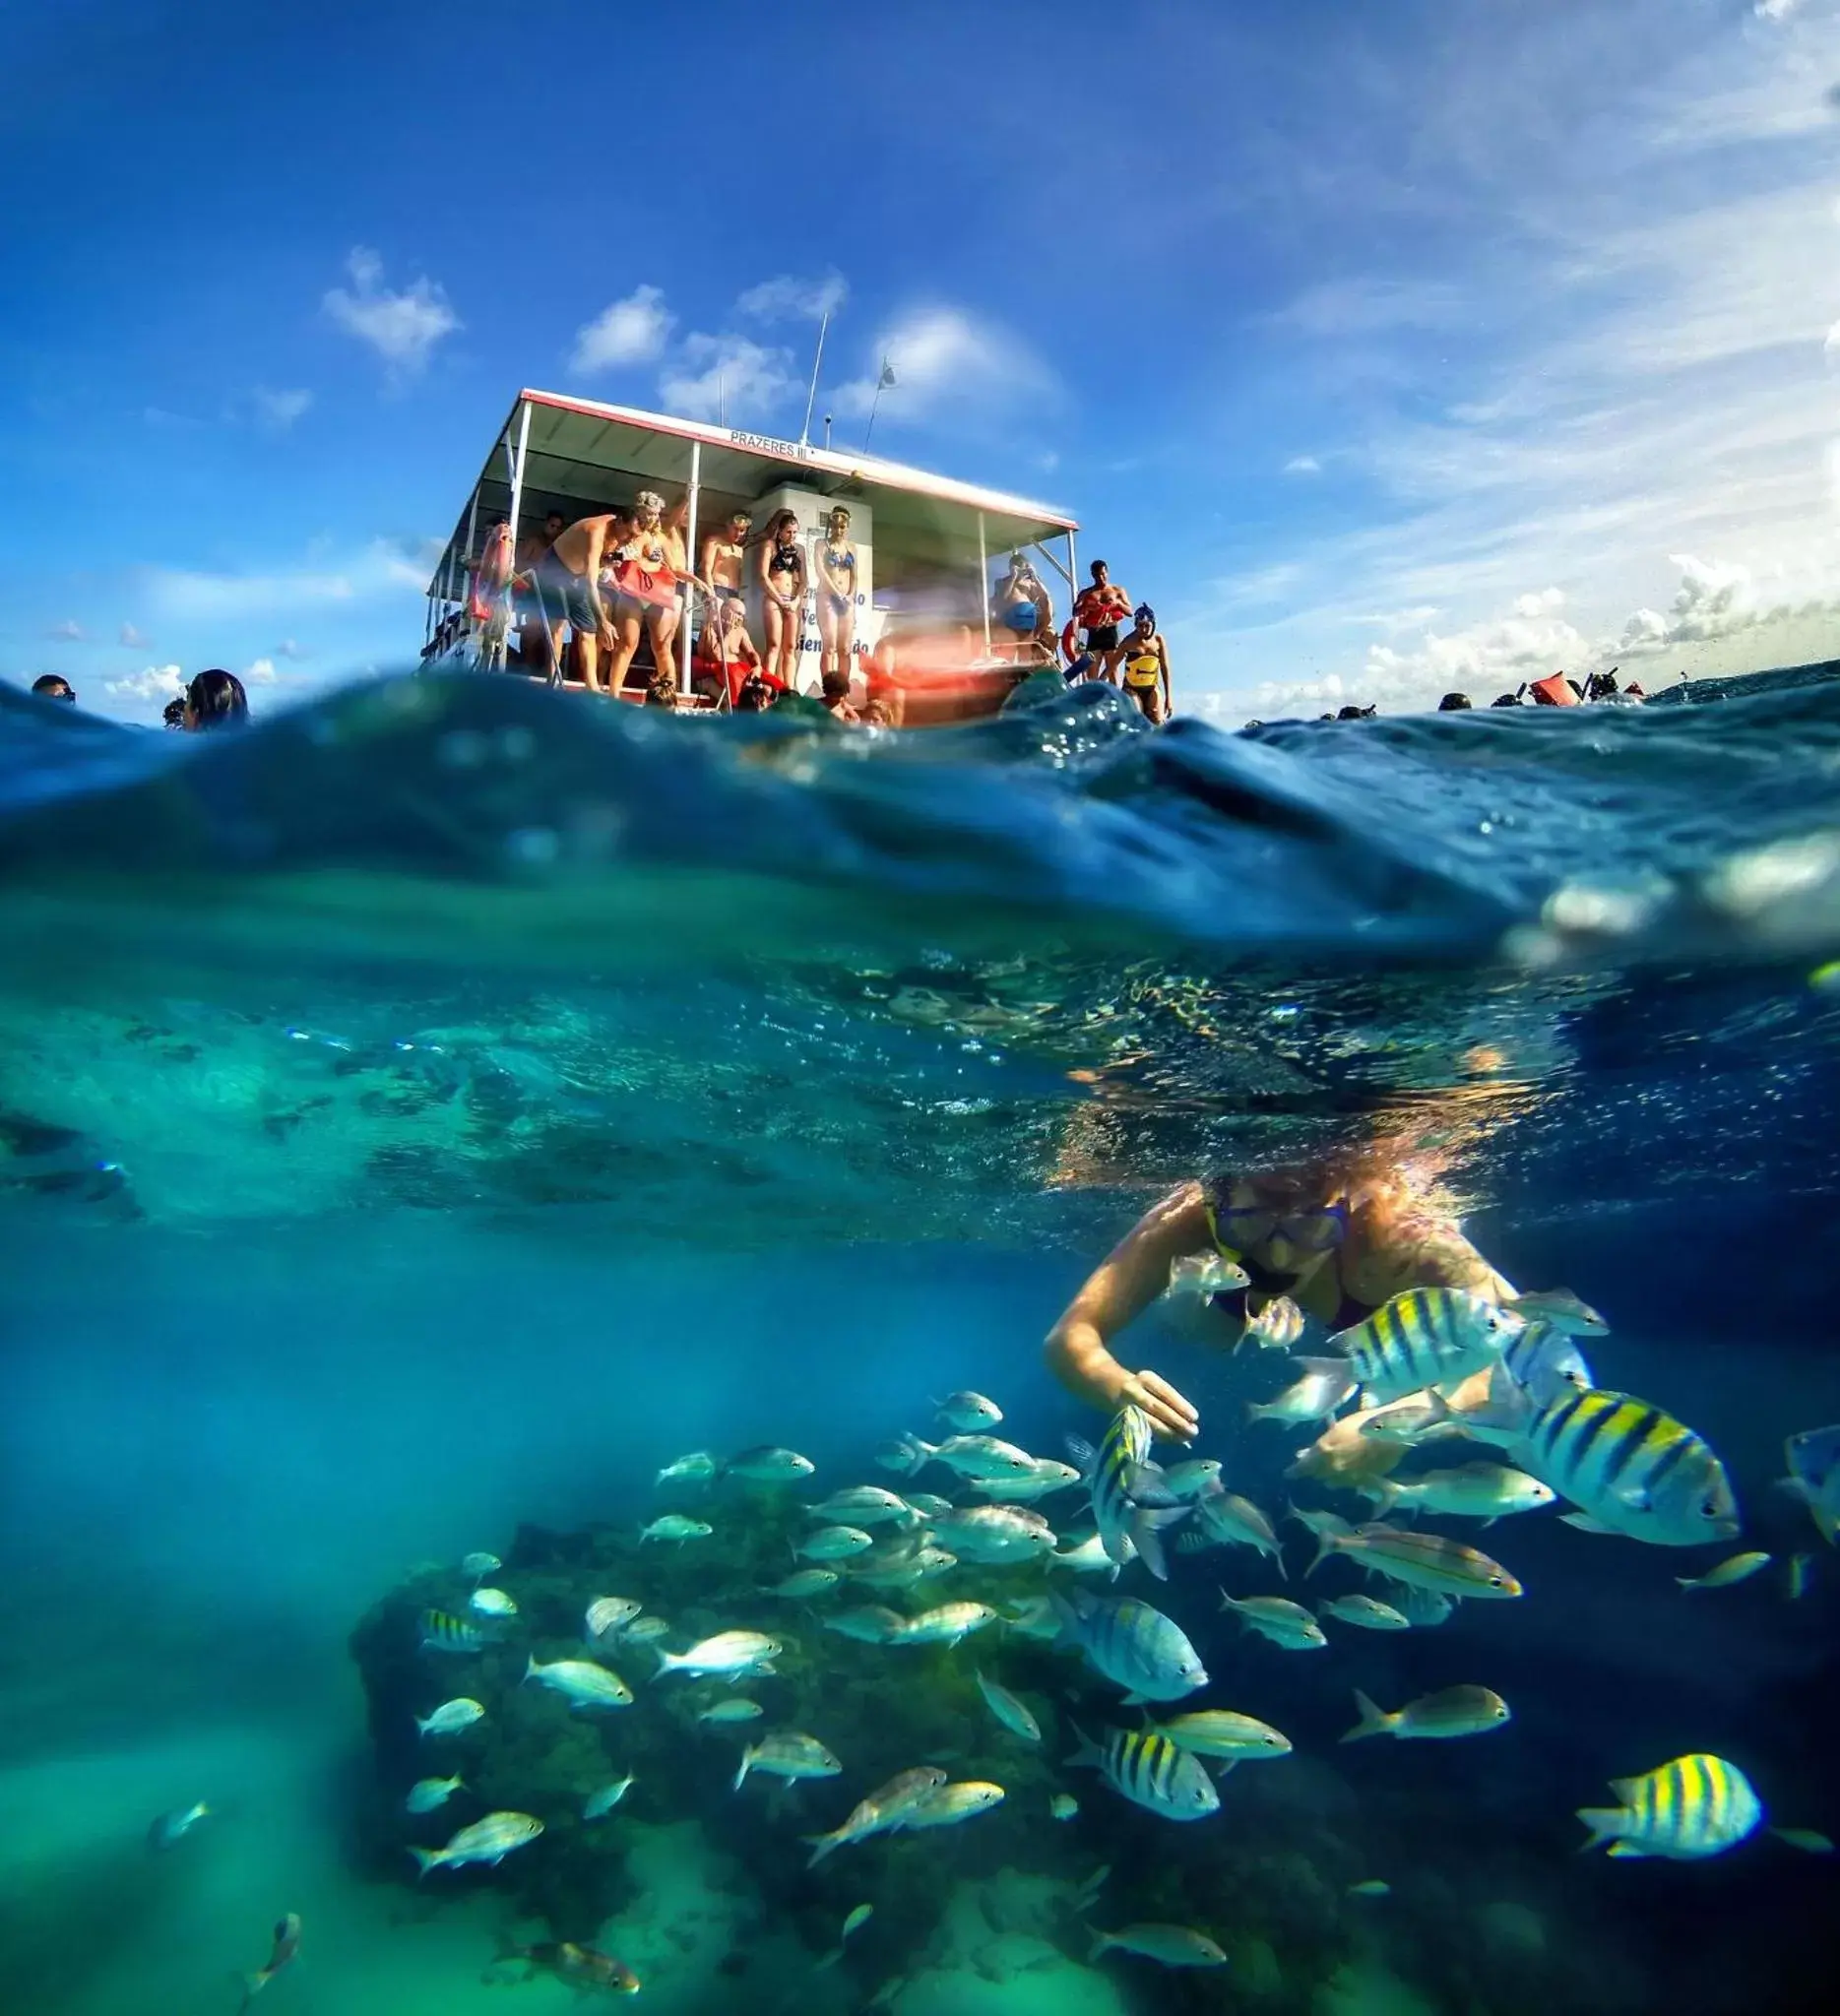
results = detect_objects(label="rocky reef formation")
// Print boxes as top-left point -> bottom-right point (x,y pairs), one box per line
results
346,1487 -> 1425,2010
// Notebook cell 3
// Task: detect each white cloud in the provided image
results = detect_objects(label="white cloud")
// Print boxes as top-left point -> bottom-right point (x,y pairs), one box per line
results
1358,590 -> 1592,710
569,284 -> 674,374
244,657 -> 278,684
659,334 -> 798,421
118,622 -> 149,648
1177,16 -> 1840,721
104,663 -> 184,704
1754,1 -> 1804,21
833,307 -> 1057,422
323,247 -> 460,372
253,386 -> 313,432
143,538 -> 430,621
1283,455 -> 1321,475
736,272 -> 849,322
47,619 -> 83,641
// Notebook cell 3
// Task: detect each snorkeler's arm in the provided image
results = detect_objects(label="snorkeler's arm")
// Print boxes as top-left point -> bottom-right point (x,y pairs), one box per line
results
1358,1202 -> 1516,1305
1045,1182 -> 1209,1440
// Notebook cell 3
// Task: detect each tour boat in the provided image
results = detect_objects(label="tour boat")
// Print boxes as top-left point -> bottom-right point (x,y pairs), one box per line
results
420,390 -> 1079,723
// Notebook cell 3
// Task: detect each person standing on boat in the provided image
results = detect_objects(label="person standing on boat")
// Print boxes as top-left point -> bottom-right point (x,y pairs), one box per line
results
1045,1153 -> 1512,1440
537,511 -> 629,692
758,509 -> 808,688
605,491 -> 682,696
992,553 -> 1052,664
700,510 -> 753,608
1072,560 -> 1133,684
813,507 -> 859,693
1117,605 -> 1172,723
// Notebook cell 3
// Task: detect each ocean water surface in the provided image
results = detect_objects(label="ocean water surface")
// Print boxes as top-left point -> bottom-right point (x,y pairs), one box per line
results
3,669 -> 1838,2016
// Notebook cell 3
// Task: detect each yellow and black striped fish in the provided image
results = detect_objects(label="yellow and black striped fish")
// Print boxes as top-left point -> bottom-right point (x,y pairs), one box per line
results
1066,1724 -> 1219,1820
1577,1753 -> 1761,1859
1523,1387 -> 1738,1546
420,1609 -> 485,1654
1069,1405 -> 1183,1580
1305,1289 -> 1521,1401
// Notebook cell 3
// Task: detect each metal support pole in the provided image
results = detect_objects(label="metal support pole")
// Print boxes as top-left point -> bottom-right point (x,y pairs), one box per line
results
463,487 -> 480,661
1033,537 -> 1073,595
977,510 -> 990,658
506,401 -> 532,555
799,309 -> 830,448
678,438 -> 701,698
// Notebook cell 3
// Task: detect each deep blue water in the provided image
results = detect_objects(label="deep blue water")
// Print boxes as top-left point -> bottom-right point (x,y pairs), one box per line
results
2,670 -> 1838,2016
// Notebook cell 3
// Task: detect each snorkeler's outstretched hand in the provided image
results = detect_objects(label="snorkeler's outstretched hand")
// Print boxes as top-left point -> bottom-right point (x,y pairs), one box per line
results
1122,1367 -> 1199,1443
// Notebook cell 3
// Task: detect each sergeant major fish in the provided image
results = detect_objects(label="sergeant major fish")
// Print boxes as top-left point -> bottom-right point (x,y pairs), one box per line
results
420,1609 -> 485,1654
1065,1724 -> 1220,1821
1068,1404 -> 1187,1580
1578,1753 -> 1761,1859
1239,1294 -> 1305,1354
1049,1587 -> 1208,1701
1516,1388 -> 1739,1547
1298,1288 -> 1523,1402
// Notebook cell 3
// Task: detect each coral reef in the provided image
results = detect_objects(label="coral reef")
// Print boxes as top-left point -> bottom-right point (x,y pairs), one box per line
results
347,1487 -> 1392,2009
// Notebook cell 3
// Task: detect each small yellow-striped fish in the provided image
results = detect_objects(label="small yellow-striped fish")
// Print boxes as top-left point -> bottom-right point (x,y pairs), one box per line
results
419,1609 -> 485,1653
1301,1289 -> 1522,1401
1578,1753 -> 1761,1859
1066,1724 -> 1220,1821
1676,1551 -> 1770,1592
1523,1388 -> 1738,1547
1305,1517 -> 1522,1598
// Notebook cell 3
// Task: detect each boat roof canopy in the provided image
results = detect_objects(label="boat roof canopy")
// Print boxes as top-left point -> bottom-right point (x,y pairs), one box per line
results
428,390 -> 1077,598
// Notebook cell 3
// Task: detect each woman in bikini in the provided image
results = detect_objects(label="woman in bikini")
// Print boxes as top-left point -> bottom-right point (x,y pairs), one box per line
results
813,506 -> 859,691
757,508 -> 807,687
1045,1151 -> 1513,1440
1118,604 -> 1172,723
605,490 -> 679,695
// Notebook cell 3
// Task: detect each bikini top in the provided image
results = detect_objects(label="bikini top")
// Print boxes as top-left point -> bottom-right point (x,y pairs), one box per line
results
825,545 -> 856,577
769,540 -> 802,578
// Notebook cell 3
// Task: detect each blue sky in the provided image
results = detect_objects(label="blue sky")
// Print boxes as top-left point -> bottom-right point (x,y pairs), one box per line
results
3,0 -> 1835,724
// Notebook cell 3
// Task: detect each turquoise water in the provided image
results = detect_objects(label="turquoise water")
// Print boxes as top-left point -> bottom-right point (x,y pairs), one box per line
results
3,670 -> 1839,2015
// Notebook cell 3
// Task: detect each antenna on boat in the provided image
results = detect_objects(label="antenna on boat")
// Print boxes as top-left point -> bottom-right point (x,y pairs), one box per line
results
799,309 -> 831,448
863,358 -> 897,451
823,413 -> 833,449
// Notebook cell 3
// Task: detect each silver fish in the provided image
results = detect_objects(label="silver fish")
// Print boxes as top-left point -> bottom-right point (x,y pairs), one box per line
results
934,1390 -> 1003,1430
411,1810 -> 541,1874
584,1775 -> 634,1818
653,1630 -> 781,1681
975,1670 -> 1042,1742
733,1731 -> 842,1789
405,1776 -> 464,1813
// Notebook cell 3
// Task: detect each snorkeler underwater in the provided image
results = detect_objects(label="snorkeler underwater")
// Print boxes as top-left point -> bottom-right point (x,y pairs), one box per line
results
8,5 -> 1840,2016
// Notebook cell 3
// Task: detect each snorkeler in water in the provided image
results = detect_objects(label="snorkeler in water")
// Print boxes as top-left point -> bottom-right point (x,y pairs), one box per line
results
1045,1153 -> 1514,1439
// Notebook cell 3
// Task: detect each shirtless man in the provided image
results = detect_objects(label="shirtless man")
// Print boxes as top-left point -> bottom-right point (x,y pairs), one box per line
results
1072,560 -> 1133,684
537,510 -> 631,692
